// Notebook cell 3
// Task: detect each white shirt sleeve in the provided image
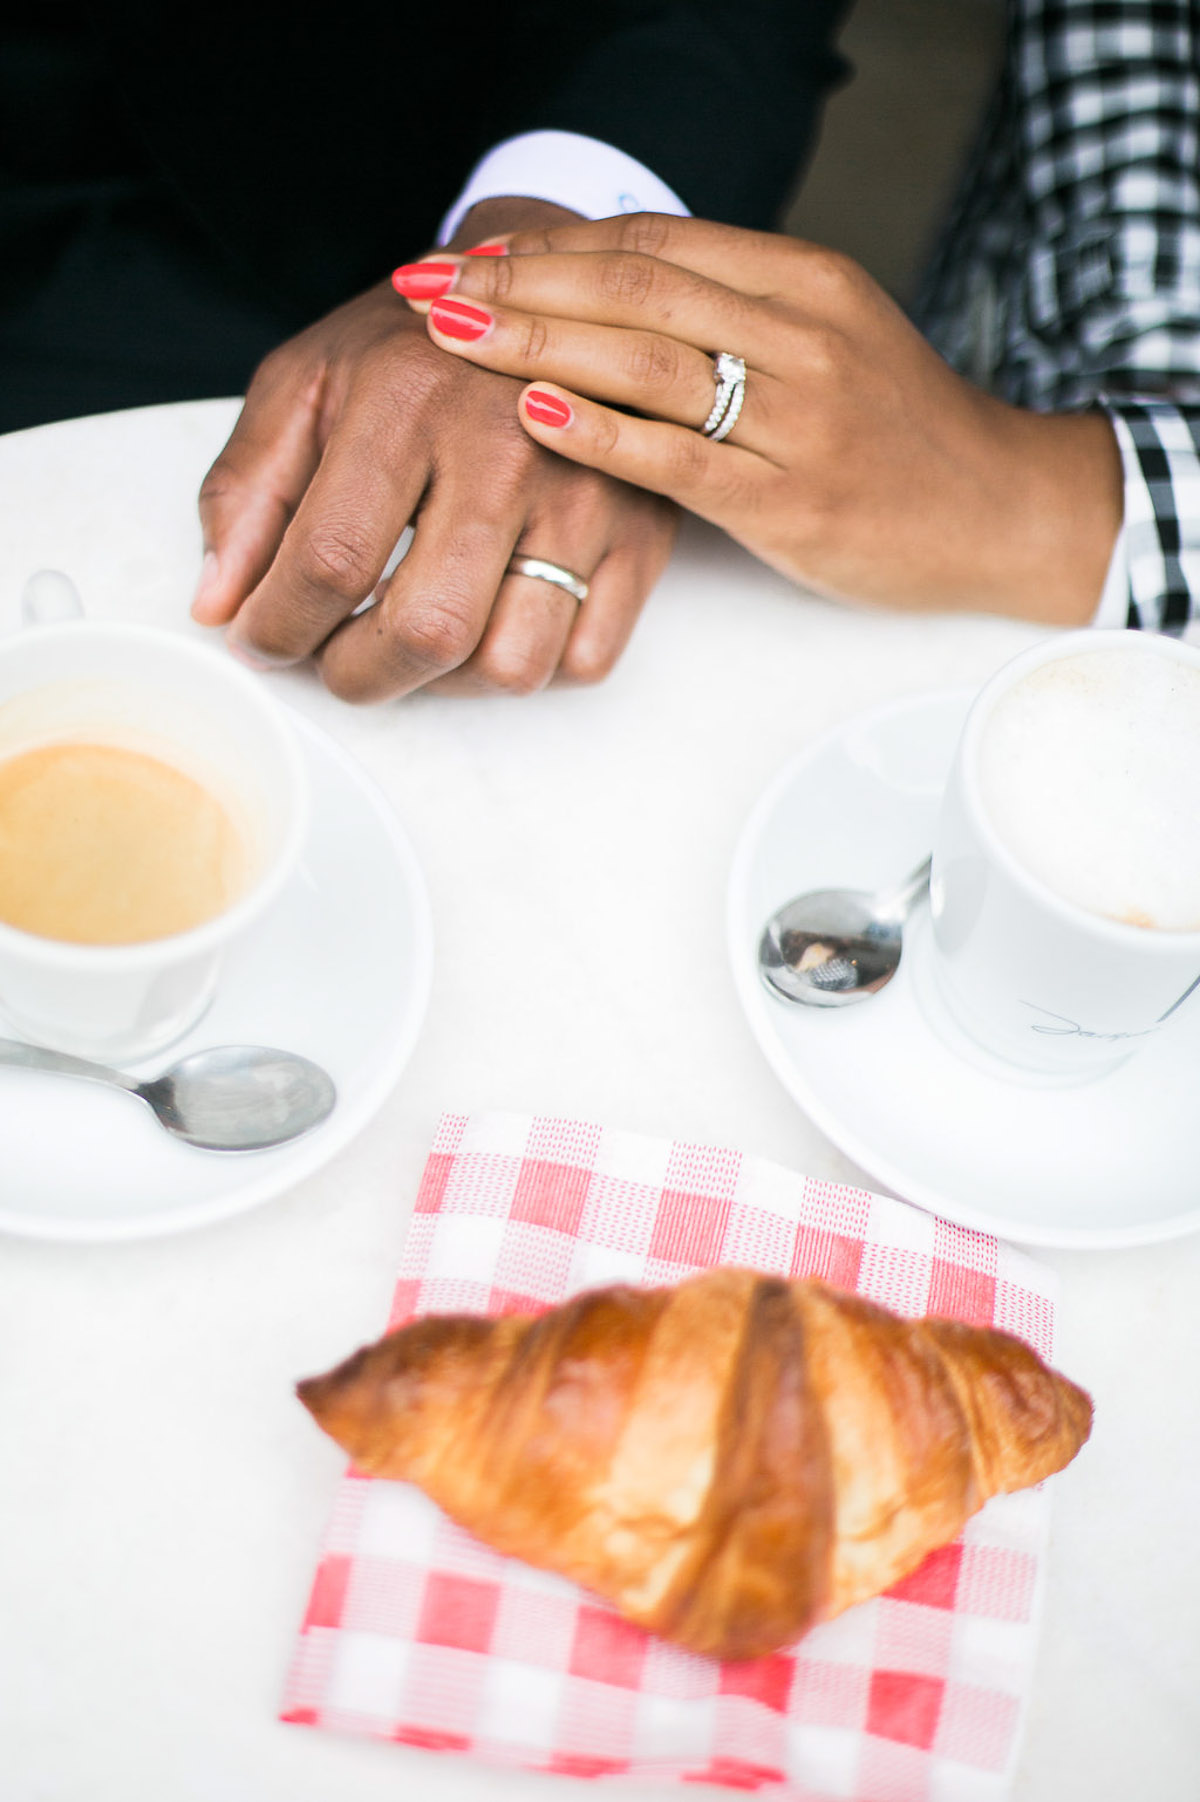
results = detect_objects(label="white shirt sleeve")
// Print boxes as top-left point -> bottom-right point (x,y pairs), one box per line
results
438,131 -> 691,245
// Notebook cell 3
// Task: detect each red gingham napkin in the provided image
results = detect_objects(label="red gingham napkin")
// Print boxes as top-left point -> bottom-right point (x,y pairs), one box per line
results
283,1112 -> 1063,1799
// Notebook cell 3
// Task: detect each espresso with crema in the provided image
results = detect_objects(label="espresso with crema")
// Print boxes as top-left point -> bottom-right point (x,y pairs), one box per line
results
0,741 -> 247,945
978,646 -> 1200,931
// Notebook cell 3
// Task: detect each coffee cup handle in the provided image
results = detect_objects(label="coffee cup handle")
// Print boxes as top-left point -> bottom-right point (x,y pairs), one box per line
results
21,570 -> 85,627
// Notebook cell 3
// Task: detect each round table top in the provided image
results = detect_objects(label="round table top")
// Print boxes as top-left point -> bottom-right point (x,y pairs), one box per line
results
1,399 -> 1196,1802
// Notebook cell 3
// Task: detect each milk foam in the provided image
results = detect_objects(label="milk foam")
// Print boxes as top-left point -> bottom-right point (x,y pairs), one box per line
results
978,646 -> 1200,931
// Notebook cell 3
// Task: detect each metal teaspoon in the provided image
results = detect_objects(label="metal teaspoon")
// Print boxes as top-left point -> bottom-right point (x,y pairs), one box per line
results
758,857 -> 932,1006
0,1039 -> 337,1149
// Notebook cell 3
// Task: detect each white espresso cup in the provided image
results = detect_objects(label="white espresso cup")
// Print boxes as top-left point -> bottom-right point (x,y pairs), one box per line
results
920,628 -> 1200,1080
0,590 -> 307,1062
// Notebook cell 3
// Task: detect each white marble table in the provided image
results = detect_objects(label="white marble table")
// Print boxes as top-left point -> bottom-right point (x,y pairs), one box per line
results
0,399 -> 1195,1801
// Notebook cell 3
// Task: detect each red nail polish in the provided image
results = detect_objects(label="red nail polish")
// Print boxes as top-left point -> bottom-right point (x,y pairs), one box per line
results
429,298 -> 494,342
392,261 -> 459,299
466,240 -> 510,256
524,389 -> 573,428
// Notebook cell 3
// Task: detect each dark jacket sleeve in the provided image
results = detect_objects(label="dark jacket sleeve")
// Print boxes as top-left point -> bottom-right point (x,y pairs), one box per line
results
94,0 -> 851,318
510,0 -> 853,230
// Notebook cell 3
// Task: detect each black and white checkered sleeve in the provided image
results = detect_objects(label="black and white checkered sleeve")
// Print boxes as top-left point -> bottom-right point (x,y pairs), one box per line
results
1012,0 -> 1200,630
919,0 -> 1200,630
1102,402 -> 1200,633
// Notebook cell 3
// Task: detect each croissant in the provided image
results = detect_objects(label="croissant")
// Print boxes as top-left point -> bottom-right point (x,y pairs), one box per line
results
297,1267 -> 1091,1661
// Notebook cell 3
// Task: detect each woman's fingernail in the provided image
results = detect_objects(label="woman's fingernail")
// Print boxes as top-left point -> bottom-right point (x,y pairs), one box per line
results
191,549 -> 222,620
429,298 -> 495,342
524,389 -> 573,428
465,239 -> 509,256
391,260 -> 459,300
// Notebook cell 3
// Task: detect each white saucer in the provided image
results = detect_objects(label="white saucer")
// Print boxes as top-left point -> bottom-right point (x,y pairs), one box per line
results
728,690 -> 1200,1250
0,713 -> 433,1242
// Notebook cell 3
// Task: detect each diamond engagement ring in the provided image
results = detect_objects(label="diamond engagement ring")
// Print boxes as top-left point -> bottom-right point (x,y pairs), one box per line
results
701,351 -> 747,443
506,555 -> 589,604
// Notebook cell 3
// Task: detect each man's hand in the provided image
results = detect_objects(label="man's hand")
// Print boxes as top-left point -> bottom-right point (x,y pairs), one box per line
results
192,199 -> 677,700
399,213 -> 1124,627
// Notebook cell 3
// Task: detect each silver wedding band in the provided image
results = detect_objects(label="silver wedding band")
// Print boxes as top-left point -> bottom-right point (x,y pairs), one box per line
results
701,351 -> 746,443
506,554 -> 589,604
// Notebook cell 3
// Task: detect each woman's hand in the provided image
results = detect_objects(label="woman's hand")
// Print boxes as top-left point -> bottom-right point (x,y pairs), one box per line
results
394,214 -> 1122,624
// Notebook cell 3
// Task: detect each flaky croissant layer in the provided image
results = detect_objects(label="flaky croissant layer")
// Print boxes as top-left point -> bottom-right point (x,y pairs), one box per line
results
298,1268 -> 1092,1660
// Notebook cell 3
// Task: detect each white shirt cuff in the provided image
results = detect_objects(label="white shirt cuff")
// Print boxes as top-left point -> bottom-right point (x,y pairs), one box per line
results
438,131 -> 691,244
1091,522 -> 1130,628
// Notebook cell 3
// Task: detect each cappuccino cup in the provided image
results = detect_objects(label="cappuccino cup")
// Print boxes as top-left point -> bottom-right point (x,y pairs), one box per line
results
0,597 -> 307,1062
920,629 -> 1200,1080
